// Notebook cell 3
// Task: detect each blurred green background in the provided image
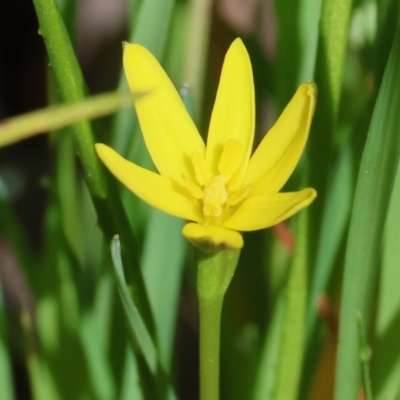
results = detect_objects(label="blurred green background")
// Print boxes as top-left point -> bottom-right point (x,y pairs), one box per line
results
0,0 -> 400,399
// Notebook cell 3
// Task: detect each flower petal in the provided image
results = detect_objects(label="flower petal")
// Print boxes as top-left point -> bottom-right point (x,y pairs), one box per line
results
123,43 -> 205,181
96,144 -> 202,222
244,83 -> 316,194
223,189 -> 317,231
182,223 -> 243,251
205,38 -> 255,178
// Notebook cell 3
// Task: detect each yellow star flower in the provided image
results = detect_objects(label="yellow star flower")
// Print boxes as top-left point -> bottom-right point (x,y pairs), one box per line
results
95,38 -> 317,250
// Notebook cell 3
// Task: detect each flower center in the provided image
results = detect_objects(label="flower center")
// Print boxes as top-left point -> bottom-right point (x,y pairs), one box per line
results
182,139 -> 253,225
203,175 -> 228,217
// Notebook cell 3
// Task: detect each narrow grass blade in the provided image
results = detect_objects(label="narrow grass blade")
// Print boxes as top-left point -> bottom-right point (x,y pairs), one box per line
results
27,355 -> 61,400
252,297 -> 285,400
356,313 -> 373,400
310,0 -> 353,239
32,0 -> 156,338
111,235 -> 157,373
306,143 -> 353,338
334,28 -> 400,400
80,313 -> 116,400
0,92 -> 134,149
0,287 -> 15,400
274,209 -> 309,400
111,236 -> 178,400
141,210 -> 186,368
120,346 -> 144,400
374,158 -> 400,398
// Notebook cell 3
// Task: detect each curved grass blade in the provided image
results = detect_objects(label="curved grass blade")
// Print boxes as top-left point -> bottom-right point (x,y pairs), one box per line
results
111,236 -> 157,373
334,28 -> 400,400
110,235 -> 177,400
374,158 -> 400,398
0,92 -> 135,149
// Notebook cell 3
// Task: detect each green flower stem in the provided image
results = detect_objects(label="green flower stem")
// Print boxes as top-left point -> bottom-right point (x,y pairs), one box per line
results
199,297 -> 223,400
196,248 -> 240,400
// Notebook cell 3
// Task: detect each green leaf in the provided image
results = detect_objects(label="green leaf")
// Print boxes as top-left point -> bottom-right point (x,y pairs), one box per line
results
334,28 -> 400,400
0,286 -> 15,400
0,92 -> 134,149
110,236 -> 177,400
306,143 -> 353,337
274,210 -> 309,400
141,210 -> 186,368
252,297 -> 285,400
111,236 -> 157,373
374,156 -> 400,398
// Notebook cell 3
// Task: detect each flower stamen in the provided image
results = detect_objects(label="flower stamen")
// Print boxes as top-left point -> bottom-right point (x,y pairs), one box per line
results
182,173 -> 204,199
192,149 -> 209,186
203,175 -> 228,217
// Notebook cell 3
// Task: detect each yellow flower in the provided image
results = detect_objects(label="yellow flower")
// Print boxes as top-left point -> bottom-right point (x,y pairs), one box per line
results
96,38 -> 317,250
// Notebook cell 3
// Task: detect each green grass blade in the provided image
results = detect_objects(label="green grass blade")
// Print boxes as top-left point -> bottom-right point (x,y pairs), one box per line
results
111,236 -> 178,400
334,28 -> 400,400
0,92 -> 134,149
119,346 -> 143,400
141,210 -> 186,368
356,313 -> 373,400
111,235 -> 157,373
80,313 -> 116,400
32,0 -> 106,199
252,297 -> 285,400
318,0 -> 353,119
374,157 -> 400,398
27,355 -> 61,400
309,0 -> 353,236
0,287 -> 15,400
306,143 -> 353,337
32,0 -> 156,338
274,209 -> 309,400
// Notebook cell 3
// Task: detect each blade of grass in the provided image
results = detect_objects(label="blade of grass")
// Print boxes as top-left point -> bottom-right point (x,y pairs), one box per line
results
80,312 -> 116,400
310,0 -> 353,243
182,0 -> 213,111
27,355 -> 61,400
0,287 -> 15,400
111,235 -> 157,373
306,143 -> 353,338
32,0 -> 156,341
120,346 -> 144,400
110,235 -> 177,400
274,209 -> 309,400
356,313 -> 373,400
374,156 -> 400,399
0,91 -> 134,149
298,0 -> 322,82
334,28 -> 400,400
252,296 -> 285,400
141,210 -> 186,368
